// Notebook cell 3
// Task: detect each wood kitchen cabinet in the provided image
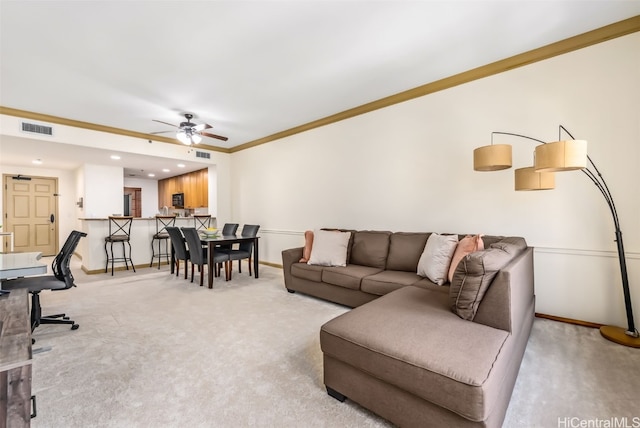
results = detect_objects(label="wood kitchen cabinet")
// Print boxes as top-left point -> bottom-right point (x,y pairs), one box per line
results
158,168 -> 208,209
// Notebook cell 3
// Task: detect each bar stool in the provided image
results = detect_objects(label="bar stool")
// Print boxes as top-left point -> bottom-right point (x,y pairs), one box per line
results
150,215 -> 176,269
193,214 -> 212,231
104,216 -> 135,275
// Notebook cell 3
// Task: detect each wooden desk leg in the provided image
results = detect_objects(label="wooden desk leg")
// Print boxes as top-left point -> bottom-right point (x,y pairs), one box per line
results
253,237 -> 259,279
207,242 -> 214,289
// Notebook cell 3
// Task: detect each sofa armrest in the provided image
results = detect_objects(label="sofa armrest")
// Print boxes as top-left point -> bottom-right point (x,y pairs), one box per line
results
473,247 -> 534,332
282,247 -> 304,290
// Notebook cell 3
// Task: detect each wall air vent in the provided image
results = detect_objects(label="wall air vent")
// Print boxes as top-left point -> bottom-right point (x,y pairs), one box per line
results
195,151 -> 211,159
21,121 -> 54,136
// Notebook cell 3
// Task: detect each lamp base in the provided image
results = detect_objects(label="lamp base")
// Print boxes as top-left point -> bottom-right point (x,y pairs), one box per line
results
600,325 -> 640,348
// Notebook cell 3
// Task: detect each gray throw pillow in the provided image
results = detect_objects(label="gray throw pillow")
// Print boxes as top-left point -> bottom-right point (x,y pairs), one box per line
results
450,238 -> 526,320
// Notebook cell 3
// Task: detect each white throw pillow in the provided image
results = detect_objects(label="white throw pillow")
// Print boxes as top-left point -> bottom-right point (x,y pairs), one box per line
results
307,229 -> 351,267
417,233 -> 459,285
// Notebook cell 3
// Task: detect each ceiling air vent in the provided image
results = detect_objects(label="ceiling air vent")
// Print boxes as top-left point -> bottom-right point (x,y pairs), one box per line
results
195,151 -> 210,159
21,121 -> 54,136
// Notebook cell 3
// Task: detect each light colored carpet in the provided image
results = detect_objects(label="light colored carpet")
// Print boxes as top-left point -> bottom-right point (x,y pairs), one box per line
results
26,259 -> 640,428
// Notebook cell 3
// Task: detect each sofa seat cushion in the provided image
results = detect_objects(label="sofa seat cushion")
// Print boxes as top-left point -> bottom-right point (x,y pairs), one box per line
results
322,264 -> 383,290
360,270 -> 423,296
320,286 -> 509,422
412,277 -> 449,293
290,262 -> 324,282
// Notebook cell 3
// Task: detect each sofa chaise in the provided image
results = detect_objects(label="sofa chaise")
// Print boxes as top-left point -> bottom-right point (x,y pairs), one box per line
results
281,229 -> 534,427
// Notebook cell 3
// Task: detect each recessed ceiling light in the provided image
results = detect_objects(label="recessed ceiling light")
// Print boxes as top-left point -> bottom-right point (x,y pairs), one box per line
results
148,173 -> 155,177
110,155 -> 121,160
162,169 -> 170,172
32,159 -> 43,164
177,164 -> 185,168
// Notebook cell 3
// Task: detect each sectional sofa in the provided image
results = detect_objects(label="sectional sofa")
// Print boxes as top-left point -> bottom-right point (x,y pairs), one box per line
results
281,229 -> 534,428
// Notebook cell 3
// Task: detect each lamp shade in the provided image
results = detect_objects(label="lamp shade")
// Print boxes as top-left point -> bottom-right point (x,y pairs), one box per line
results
514,167 -> 555,191
473,144 -> 512,171
534,140 -> 587,172
191,133 -> 202,144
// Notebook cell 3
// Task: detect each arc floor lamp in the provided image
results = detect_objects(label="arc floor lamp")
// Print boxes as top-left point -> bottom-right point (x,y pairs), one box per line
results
473,125 -> 639,348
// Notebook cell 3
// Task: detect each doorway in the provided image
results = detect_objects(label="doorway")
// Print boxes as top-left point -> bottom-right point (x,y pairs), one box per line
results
3,174 -> 59,255
124,187 -> 141,217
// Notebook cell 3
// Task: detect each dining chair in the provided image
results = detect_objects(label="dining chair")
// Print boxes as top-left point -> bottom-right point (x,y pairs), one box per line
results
166,226 -> 189,279
104,216 -> 135,275
193,215 -> 212,231
217,224 -> 260,278
181,227 -> 230,286
150,215 -> 176,269
2,230 -> 86,335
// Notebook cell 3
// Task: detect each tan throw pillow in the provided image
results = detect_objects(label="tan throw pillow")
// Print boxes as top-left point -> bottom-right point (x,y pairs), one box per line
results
450,237 -> 527,320
299,230 -> 314,263
447,234 -> 484,283
417,233 -> 458,285
307,229 -> 351,267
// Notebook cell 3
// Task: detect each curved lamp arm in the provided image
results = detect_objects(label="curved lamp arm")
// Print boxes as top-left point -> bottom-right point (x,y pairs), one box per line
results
499,125 -> 637,338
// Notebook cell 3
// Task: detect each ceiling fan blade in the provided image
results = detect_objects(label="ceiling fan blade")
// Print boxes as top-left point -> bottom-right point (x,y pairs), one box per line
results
200,131 -> 229,141
152,119 -> 179,128
149,130 -> 174,135
193,123 -> 213,131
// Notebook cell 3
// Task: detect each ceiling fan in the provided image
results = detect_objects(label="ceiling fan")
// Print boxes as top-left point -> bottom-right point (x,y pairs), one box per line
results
152,113 -> 228,145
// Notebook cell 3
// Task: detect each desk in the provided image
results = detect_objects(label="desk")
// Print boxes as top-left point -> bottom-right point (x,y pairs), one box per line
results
0,252 -> 46,282
200,235 -> 260,289
0,288 -> 34,427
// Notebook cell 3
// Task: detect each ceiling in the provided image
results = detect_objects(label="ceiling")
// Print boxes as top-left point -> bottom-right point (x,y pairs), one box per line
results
1,1 -> 639,178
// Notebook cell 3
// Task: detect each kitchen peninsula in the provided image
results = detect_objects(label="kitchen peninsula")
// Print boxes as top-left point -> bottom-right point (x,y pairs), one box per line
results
78,216 -> 215,274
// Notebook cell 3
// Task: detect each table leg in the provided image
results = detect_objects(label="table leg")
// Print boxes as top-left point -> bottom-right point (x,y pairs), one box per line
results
207,241 -> 214,289
253,237 -> 259,279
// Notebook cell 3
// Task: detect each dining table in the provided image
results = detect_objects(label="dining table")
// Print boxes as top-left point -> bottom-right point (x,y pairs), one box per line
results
199,234 -> 260,288
170,234 -> 260,289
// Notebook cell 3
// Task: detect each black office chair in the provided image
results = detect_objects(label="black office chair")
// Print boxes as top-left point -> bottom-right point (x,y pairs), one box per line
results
2,230 -> 87,335
166,227 -> 189,279
217,224 -> 260,278
181,227 -> 230,286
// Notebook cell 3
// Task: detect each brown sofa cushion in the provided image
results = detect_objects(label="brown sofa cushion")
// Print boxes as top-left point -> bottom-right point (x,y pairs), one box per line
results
321,286 -> 510,422
361,270 -> 423,296
322,265 -> 383,290
450,237 -> 527,320
349,231 -> 391,269
386,232 -> 430,272
290,263 -> 324,282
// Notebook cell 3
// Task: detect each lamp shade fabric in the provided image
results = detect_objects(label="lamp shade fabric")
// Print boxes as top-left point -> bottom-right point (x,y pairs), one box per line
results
534,140 -> 587,172
473,144 -> 512,171
514,167 -> 555,191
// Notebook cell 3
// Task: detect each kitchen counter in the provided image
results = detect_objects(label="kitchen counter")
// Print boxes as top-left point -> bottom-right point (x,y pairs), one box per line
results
77,217 -> 216,273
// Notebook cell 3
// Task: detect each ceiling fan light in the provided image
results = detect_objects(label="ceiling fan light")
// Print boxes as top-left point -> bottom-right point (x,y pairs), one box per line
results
191,133 -> 202,144
176,131 -> 190,145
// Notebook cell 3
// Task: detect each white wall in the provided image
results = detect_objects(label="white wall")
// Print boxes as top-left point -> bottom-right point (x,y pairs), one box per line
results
229,33 -> 640,327
123,176 -> 160,218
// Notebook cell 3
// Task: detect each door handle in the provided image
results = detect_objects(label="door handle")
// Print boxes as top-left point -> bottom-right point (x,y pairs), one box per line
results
50,214 -> 55,223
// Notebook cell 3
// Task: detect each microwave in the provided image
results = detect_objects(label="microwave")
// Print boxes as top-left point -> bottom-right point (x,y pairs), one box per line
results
172,193 -> 184,208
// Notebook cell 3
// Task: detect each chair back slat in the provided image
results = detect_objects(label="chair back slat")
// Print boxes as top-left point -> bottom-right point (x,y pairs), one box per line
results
193,215 -> 212,231
108,216 -> 133,239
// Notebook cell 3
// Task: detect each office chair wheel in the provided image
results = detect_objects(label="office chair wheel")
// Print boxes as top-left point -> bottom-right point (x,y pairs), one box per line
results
71,324 -> 79,330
